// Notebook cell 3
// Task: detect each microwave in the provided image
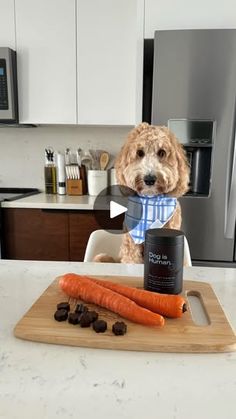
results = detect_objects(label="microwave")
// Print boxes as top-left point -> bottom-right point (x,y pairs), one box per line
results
0,47 -> 18,123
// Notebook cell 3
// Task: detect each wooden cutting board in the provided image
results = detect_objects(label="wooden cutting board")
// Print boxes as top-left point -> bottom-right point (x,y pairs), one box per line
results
14,276 -> 236,353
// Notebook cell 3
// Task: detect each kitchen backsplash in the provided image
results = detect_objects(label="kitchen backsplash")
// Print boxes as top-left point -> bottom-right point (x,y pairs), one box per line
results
0,125 -> 131,189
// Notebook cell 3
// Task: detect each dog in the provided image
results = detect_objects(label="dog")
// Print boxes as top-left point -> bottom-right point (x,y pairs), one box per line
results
94,122 -> 189,264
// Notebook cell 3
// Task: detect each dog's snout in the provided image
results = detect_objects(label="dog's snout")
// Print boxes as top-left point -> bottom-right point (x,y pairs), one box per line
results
143,174 -> 157,186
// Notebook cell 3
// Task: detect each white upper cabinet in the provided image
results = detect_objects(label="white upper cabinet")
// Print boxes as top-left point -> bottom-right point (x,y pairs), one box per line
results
0,0 -> 15,48
77,0 -> 144,125
15,0 -> 77,124
13,0 -> 144,125
145,0 -> 236,38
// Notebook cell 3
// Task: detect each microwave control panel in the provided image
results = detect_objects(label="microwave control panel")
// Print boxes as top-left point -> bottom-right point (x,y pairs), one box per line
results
0,59 -> 8,110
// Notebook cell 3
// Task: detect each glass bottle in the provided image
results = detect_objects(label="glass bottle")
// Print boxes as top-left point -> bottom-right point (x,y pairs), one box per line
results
44,147 -> 57,194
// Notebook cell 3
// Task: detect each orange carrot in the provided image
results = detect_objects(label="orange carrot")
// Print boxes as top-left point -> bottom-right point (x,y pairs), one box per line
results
89,277 -> 187,318
59,273 -> 165,327
65,274 -> 186,318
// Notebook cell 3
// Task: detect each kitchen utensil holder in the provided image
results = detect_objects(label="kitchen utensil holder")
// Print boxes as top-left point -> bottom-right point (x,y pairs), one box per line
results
87,170 -> 108,196
66,179 -> 83,195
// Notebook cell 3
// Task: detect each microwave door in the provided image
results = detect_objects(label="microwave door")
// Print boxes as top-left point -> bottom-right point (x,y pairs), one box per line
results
0,47 -> 18,123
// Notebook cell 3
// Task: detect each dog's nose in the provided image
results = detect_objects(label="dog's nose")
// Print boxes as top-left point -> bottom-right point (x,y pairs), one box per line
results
143,174 -> 157,186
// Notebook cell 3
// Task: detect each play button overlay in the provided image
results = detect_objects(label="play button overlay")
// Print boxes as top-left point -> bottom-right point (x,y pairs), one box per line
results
110,201 -> 127,219
93,184 -> 142,234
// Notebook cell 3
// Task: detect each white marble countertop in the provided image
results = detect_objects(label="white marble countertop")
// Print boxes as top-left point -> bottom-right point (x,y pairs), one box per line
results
1,192 -> 96,210
0,260 -> 236,419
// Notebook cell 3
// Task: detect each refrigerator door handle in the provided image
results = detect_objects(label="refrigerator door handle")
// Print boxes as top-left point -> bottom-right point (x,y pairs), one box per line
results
225,117 -> 236,239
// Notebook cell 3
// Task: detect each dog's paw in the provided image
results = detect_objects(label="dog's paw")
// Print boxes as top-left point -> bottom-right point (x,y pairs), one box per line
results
92,253 -> 116,263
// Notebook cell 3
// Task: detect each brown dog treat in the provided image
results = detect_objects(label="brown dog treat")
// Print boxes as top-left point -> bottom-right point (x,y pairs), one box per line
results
54,309 -> 68,322
57,302 -> 70,312
87,310 -> 98,323
92,319 -> 107,333
80,312 -> 92,327
112,321 -> 127,336
68,312 -> 81,325
75,303 -> 88,314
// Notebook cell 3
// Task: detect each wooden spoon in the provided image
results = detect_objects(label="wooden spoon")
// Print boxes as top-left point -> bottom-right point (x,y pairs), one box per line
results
99,152 -> 110,170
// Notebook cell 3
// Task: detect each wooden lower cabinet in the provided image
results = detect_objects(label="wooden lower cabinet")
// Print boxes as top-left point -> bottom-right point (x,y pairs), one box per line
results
1,208 -> 123,261
1,209 -> 69,261
69,210 -> 124,261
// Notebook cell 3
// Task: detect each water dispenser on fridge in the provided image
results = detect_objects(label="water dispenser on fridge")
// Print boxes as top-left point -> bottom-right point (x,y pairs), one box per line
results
168,119 -> 214,196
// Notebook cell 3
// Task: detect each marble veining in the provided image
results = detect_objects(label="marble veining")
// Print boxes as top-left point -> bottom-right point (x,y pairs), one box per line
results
0,260 -> 236,419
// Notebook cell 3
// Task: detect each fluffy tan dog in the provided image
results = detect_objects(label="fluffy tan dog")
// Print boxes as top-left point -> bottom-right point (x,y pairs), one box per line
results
94,122 -> 189,264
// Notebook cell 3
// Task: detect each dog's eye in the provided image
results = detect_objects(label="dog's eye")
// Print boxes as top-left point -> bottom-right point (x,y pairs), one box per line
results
157,149 -> 166,159
136,149 -> 145,158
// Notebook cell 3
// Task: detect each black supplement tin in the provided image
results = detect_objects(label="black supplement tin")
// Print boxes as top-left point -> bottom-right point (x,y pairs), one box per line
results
144,228 -> 184,294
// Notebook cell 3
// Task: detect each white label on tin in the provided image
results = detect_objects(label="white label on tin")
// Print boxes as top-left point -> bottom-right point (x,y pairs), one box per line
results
148,251 -> 171,266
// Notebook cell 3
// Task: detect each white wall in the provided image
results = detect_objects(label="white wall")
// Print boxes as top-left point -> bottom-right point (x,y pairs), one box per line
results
2,0 -> 236,191
0,126 -> 130,189
145,0 -> 236,37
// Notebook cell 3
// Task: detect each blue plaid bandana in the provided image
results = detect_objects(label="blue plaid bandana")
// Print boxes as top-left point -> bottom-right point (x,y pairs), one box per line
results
125,194 -> 177,244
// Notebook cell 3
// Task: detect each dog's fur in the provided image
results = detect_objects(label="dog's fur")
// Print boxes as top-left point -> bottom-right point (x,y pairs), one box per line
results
95,123 -> 190,264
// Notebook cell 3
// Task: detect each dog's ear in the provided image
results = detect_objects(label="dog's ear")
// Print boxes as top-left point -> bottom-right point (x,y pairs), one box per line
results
115,142 -> 128,185
172,138 -> 190,197
115,123 -> 150,185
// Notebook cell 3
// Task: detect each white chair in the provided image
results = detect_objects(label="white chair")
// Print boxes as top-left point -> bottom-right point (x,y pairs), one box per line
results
84,229 -> 192,266
183,236 -> 192,267
84,229 -> 123,262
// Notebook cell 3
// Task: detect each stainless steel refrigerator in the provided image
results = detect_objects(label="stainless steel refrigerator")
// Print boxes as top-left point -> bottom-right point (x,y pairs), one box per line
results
151,29 -> 236,266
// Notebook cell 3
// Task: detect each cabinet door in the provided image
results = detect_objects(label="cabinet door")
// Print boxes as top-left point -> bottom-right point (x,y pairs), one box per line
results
0,0 -> 15,48
15,0 -> 77,124
69,211 -> 123,261
77,0 -> 144,125
2,209 -> 69,261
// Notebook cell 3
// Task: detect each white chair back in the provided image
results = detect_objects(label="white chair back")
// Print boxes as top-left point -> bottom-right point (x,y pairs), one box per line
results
84,229 -> 192,266
84,229 -> 123,262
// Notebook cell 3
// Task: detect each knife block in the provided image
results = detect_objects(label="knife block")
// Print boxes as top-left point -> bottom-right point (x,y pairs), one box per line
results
66,179 -> 83,195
